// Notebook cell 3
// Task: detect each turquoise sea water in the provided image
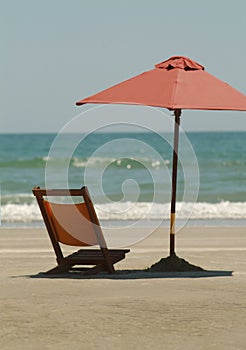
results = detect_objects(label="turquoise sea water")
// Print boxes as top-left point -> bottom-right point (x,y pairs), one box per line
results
0,132 -> 245,225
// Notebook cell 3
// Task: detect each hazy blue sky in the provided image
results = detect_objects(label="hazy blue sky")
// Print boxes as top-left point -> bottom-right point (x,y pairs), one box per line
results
2,0 -> 246,133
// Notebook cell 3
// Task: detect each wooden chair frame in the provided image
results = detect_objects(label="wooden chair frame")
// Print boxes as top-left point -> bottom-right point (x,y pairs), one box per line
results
32,186 -> 129,275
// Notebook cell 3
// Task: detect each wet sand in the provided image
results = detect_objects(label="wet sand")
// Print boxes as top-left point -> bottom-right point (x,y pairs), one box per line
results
0,226 -> 246,350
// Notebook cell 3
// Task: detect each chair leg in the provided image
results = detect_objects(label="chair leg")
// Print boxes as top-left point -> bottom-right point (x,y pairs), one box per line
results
44,251 -> 128,275
46,262 -> 116,275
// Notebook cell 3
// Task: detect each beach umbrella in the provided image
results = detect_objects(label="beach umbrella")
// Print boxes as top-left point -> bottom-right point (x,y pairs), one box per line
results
76,56 -> 246,266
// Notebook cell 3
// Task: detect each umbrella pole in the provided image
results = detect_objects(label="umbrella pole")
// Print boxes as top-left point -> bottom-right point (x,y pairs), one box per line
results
170,109 -> 181,256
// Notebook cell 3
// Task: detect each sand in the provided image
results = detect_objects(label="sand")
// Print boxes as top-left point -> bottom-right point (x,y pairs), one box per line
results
0,226 -> 246,350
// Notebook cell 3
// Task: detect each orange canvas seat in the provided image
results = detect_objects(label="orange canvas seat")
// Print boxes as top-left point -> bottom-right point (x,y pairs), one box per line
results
32,186 -> 129,275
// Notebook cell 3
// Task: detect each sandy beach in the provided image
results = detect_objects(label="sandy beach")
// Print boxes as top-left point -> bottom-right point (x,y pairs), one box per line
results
0,225 -> 246,350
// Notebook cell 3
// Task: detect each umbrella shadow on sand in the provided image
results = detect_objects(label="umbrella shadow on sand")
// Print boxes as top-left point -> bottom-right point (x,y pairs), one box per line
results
28,257 -> 233,280
28,270 -> 233,280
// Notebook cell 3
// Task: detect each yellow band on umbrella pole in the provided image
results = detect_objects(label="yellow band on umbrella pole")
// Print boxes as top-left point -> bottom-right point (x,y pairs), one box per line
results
170,213 -> 176,235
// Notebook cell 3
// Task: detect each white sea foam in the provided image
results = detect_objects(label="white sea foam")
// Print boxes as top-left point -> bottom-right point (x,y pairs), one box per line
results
96,201 -> 246,220
1,203 -> 41,222
1,201 -> 246,223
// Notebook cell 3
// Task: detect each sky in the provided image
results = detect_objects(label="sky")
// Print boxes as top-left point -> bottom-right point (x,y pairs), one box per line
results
1,0 -> 246,133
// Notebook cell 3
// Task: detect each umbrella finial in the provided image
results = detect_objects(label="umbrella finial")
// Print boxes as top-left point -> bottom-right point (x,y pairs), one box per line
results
155,56 -> 204,71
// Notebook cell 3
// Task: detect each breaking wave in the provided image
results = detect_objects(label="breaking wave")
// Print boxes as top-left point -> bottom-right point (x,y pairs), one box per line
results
1,200 -> 246,223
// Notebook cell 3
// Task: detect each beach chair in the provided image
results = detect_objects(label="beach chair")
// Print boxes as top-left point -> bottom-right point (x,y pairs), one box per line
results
32,186 -> 130,275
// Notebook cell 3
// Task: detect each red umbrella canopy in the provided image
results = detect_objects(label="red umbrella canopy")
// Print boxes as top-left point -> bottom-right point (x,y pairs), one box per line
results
76,56 -> 246,111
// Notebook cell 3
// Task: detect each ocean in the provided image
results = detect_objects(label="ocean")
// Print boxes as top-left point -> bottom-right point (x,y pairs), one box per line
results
0,132 -> 246,227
